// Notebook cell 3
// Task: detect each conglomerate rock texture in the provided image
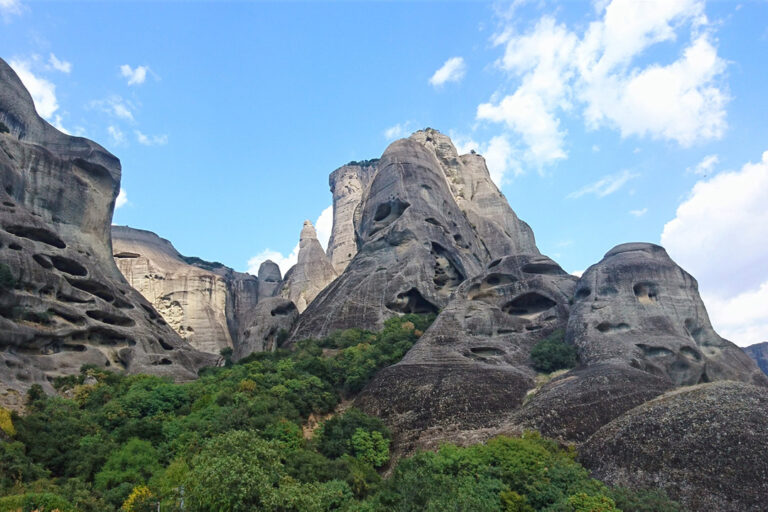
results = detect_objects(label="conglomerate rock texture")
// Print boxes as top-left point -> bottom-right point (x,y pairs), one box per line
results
112,226 -> 261,354
0,58 -> 215,409
292,129 -> 540,340
280,220 -> 338,313
580,382 -> 768,512
326,161 -> 378,273
744,341 -> 768,375
356,254 -> 575,453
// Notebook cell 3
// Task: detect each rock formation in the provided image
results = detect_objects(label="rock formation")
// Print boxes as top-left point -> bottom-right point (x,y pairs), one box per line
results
356,254 -> 575,453
280,220 -> 338,313
512,242 -> 766,442
293,130 -> 540,340
257,259 -> 282,300
112,226 -> 261,355
326,161 -> 378,273
0,58 -> 215,409
580,381 -> 768,512
234,297 -> 298,359
744,341 -> 768,375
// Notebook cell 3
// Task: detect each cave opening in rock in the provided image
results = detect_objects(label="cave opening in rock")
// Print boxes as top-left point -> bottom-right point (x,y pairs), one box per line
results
503,292 -> 557,317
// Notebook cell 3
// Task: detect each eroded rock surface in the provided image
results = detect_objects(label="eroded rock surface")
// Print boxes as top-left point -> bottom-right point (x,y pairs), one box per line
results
0,58 -> 215,408
293,132 -> 537,340
355,254 -> 575,453
513,242 -> 766,442
234,297 -> 298,359
281,220 -> 338,313
112,226 -> 261,354
326,161 -> 378,273
257,259 -> 282,300
580,382 -> 768,512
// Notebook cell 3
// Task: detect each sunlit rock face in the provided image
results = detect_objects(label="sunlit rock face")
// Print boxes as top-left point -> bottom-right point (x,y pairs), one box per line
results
234,297 -> 298,360
0,58 -> 215,409
112,226 -> 261,355
257,260 -> 282,300
326,161 -> 378,274
355,254 -> 575,454
280,220 -> 338,313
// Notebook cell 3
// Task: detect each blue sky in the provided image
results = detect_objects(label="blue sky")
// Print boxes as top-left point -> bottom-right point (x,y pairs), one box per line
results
2,0 -> 767,346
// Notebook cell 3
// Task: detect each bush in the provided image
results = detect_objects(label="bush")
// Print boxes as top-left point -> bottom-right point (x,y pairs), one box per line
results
316,408 -> 390,461
530,329 -> 577,372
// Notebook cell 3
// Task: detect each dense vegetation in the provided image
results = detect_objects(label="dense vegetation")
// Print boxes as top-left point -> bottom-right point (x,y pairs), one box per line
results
0,314 -> 678,511
530,330 -> 578,373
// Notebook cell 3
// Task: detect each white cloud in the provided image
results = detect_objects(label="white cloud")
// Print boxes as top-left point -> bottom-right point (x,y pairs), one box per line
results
247,205 -> 333,276
429,57 -> 466,87
135,130 -> 168,146
48,53 -> 71,73
571,270 -> 584,278
120,64 -> 148,86
115,188 -> 128,209
451,133 -> 521,186
107,125 -> 125,145
90,96 -> 134,121
568,169 -> 638,199
629,207 -> 648,217
478,0 -> 727,168
662,150 -> 768,346
384,121 -> 413,140
0,0 -> 22,18
687,154 -> 719,175
8,59 -> 59,119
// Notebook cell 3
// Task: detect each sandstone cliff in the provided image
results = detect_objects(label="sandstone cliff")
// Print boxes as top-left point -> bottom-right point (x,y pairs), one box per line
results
0,58 -> 215,409
112,226 -> 261,355
280,220 -> 338,313
293,130 -> 540,339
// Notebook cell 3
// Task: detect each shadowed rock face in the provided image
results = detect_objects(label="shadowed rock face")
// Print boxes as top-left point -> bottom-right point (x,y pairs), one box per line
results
744,341 -> 768,375
281,220 -> 338,313
356,254 -> 575,454
0,58 -> 215,409
234,297 -> 298,360
580,382 -> 768,512
326,162 -> 378,273
291,137 -> 492,340
112,226 -> 261,355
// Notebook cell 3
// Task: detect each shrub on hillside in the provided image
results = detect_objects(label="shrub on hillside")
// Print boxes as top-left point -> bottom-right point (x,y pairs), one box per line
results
530,329 -> 578,372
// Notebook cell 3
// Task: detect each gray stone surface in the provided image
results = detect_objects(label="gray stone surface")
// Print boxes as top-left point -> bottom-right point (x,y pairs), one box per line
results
0,58 -> 216,409
280,220 -> 338,313
743,341 -> 768,376
580,382 -> 768,512
257,259 -> 282,300
355,254 -> 575,454
112,226 -> 261,355
234,297 -> 298,360
326,161 -> 378,273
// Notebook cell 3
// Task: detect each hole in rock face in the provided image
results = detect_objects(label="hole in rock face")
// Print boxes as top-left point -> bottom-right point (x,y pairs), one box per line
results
633,282 -> 659,304
154,358 -> 173,365
522,262 -> 564,275
8,243 -> 21,250
33,254 -> 53,269
680,346 -> 702,361
574,287 -> 591,300
4,225 -> 66,248
386,288 -> 439,315
503,292 -> 557,317
158,338 -> 174,350
368,198 -> 410,236
636,343 -> 674,358
50,255 -> 88,276
488,259 -> 501,269
431,242 -> 465,294
113,252 -> 140,259
270,302 -> 297,316
425,218 -> 442,227
469,347 -> 506,357
596,322 -> 631,333
598,286 -> 619,297
141,303 -> 158,320
87,327 -> 135,345
67,278 -> 115,302
86,309 -> 135,327
112,297 -> 134,309
487,275 -> 500,286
